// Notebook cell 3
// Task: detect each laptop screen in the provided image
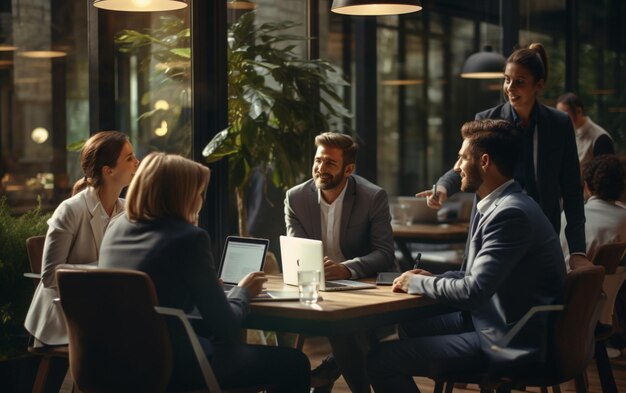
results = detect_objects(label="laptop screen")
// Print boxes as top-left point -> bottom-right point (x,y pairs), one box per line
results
217,236 -> 269,285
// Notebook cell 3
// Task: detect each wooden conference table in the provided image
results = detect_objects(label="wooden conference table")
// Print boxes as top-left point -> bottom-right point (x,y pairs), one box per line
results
244,275 -> 451,336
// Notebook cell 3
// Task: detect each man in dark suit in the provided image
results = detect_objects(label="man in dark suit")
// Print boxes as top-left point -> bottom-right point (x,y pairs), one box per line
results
367,119 -> 566,393
285,132 -> 395,392
423,101 -> 587,270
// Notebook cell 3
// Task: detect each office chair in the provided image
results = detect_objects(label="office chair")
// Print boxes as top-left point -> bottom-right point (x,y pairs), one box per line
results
55,268 -> 223,393
433,265 -> 605,393
591,242 -> 626,393
24,235 -> 70,393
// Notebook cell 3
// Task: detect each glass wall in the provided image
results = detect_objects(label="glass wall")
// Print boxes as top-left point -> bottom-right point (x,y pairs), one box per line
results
0,1 -> 88,213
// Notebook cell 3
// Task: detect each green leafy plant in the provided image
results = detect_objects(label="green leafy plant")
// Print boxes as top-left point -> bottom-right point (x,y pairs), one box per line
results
203,11 -> 351,235
0,197 -> 51,359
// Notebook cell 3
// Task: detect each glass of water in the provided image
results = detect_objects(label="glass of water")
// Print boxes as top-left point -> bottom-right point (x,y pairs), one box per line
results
298,270 -> 320,305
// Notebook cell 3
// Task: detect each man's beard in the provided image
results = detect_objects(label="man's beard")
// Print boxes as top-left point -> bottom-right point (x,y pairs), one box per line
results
314,171 -> 345,190
460,163 -> 482,193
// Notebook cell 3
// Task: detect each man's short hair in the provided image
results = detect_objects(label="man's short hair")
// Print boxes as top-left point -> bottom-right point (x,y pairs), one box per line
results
315,132 -> 358,165
582,155 -> 625,202
557,92 -> 585,115
460,119 -> 521,179
126,152 -> 211,221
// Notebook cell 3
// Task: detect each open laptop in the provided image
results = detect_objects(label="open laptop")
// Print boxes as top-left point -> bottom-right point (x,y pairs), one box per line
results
280,235 -> 376,291
217,236 -> 269,291
396,196 -> 440,223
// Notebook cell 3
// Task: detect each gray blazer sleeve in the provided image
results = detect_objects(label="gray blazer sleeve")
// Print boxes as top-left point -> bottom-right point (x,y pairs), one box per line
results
408,207 -> 531,309
342,188 -> 395,277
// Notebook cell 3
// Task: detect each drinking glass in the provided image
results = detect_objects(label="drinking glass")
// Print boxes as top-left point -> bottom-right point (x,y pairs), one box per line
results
298,270 -> 320,305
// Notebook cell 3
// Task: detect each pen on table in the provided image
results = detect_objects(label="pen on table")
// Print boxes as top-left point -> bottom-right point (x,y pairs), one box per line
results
414,252 -> 422,270
432,184 -> 439,200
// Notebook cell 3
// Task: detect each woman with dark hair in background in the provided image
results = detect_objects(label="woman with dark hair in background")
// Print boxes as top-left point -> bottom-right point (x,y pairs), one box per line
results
25,130 -> 139,347
99,153 -> 310,392
419,43 -> 588,270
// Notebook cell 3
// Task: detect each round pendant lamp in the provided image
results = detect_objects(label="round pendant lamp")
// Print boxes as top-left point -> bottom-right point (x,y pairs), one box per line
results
227,0 -> 257,10
460,45 -> 506,79
331,0 -> 422,16
93,0 -> 188,12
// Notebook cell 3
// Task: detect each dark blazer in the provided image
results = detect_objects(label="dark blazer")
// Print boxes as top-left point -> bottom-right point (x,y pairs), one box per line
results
438,102 -> 586,254
409,182 -> 566,366
99,215 -> 249,344
284,174 -> 395,277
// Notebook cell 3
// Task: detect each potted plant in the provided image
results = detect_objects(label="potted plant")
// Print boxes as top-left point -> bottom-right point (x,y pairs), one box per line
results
0,197 -> 51,390
202,11 -> 351,236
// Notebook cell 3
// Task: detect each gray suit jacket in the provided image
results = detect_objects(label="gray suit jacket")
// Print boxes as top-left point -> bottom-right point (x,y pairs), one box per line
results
409,182 -> 566,365
25,187 -> 124,346
284,175 -> 395,278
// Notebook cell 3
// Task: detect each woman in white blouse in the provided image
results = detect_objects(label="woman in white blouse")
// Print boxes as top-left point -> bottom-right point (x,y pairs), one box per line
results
25,130 -> 139,346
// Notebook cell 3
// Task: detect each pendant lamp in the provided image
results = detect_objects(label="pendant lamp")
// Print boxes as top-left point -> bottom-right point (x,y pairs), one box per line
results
227,0 -> 257,10
93,0 -> 188,12
460,45 -> 505,79
331,0 -> 422,16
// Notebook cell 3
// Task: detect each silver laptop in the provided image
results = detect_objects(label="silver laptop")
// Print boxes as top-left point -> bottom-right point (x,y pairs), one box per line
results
218,236 -> 269,291
279,235 -> 376,291
396,196 -> 440,223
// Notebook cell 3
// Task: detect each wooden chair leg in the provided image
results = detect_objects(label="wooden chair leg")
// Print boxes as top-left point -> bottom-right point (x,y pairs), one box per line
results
595,340 -> 618,393
574,373 -> 588,393
32,356 -> 51,393
540,387 -> 548,393
552,384 -> 562,393
444,382 -> 454,393
433,380 -> 445,393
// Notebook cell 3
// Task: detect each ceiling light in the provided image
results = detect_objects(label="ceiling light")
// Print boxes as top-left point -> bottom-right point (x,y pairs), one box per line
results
331,0 -> 422,16
460,45 -> 505,79
227,0 -> 257,10
20,51 -> 67,59
93,0 -> 188,12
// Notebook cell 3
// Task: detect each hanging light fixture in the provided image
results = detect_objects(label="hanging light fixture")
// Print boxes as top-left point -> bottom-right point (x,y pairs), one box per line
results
460,45 -> 505,79
93,0 -> 188,12
227,0 -> 257,10
331,0 -> 422,16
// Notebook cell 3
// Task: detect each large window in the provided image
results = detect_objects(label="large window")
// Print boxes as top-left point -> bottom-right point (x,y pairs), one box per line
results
0,1 -> 88,212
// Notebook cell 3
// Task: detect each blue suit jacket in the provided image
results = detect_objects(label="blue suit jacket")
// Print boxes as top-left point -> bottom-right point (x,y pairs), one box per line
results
438,102 -> 586,254
409,182 -> 566,365
284,175 -> 395,278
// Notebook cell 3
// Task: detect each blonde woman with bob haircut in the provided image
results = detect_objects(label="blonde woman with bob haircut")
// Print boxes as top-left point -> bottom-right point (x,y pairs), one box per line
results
100,152 -> 310,392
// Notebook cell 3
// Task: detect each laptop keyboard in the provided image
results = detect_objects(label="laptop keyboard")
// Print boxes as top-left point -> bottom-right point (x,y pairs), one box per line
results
324,281 -> 347,288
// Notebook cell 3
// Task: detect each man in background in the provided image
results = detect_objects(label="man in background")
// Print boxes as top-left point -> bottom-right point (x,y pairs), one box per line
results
556,92 -> 614,172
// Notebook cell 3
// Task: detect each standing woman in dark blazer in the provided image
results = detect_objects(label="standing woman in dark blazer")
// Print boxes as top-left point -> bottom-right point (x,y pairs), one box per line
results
419,43 -> 588,269
99,152 -> 310,392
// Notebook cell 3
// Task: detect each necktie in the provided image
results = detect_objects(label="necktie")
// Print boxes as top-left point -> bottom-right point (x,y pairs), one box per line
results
470,209 -> 482,238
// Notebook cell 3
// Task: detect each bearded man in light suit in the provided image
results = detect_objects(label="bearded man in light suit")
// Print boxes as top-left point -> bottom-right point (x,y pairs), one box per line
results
367,119 -> 566,393
285,131 -> 395,393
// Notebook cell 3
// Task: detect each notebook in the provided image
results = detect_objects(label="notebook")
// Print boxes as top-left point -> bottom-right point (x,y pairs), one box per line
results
279,235 -> 376,291
217,236 -> 269,291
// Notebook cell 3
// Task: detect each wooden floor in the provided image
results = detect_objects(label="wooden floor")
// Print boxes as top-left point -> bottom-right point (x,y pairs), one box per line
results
301,336 -> 626,393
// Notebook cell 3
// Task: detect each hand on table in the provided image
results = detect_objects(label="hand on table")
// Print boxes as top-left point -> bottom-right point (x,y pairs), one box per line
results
238,271 -> 267,297
323,257 -> 351,280
391,269 -> 433,293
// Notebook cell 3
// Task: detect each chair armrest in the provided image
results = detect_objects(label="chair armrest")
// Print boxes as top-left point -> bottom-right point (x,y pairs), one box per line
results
491,304 -> 564,351
24,273 -> 41,279
154,306 -> 223,393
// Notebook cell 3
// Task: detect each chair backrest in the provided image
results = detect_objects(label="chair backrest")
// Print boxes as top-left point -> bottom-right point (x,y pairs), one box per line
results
591,242 -> 626,275
552,265 -> 605,379
26,235 -> 46,274
56,269 -> 173,393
